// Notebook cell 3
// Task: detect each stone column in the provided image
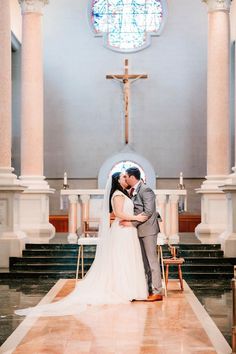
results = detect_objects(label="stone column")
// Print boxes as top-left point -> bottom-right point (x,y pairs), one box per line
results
0,0 -> 17,184
17,0 -> 55,242
19,0 -> 48,187
196,0 -> 231,243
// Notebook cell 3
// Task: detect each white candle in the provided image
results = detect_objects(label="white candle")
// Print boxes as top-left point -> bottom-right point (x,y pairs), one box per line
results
180,172 -> 183,185
64,172 -> 67,185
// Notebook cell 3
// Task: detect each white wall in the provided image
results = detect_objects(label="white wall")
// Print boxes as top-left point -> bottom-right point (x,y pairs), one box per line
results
40,0 -> 208,179
12,0 -> 208,179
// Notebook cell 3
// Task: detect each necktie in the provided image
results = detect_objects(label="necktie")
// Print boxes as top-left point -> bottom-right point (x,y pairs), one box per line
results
130,187 -> 135,197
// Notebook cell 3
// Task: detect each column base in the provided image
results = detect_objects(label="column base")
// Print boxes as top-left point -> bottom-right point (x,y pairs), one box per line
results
168,234 -> 180,244
19,175 -> 50,189
68,233 -> 78,244
0,167 -> 18,185
0,231 -> 28,268
18,185 -> 56,243
219,231 -> 236,257
195,176 -> 228,243
195,223 -> 226,243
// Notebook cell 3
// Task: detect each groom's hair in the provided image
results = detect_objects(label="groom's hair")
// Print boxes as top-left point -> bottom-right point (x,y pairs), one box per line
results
126,167 -> 141,180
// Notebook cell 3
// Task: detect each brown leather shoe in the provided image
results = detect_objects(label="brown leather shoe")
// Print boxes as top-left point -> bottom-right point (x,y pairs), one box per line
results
147,293 -> 163,302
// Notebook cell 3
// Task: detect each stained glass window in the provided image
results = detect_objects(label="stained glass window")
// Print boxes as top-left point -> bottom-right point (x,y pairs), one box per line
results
91,0 -> 165,52
110,161 -> 146,182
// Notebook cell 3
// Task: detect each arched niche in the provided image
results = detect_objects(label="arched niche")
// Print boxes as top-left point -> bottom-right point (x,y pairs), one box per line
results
98,152 -> 156,189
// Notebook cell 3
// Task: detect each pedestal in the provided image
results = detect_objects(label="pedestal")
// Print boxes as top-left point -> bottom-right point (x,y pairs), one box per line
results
0,186 -> 28,268
17,187 -> 55,243
218,184 -> 236,256
195,186 -> 227,243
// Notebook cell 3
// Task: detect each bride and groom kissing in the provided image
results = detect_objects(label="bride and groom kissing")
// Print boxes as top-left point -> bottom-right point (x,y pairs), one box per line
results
112,167 -> 163,302
16,167 -> 162,317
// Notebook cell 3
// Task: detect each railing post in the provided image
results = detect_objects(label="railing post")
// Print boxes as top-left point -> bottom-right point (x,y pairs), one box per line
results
156,194 -> 167,239
169,194 -> 180,243
68,194 -> 78,244
80,194 -> 90,236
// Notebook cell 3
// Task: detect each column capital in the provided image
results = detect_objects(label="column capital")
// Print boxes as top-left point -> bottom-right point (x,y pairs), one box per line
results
80,194 -> 90,203
18,0 -> 49,15
202,0 -> 232,12
68,195 -> 78,204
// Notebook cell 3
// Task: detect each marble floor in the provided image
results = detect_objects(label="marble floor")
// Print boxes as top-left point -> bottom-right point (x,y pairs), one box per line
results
0,279 -> 57,347
0,279 -> 231,354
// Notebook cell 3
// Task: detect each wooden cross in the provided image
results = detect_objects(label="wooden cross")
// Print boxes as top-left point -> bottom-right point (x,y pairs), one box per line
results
106,59 -> 148,144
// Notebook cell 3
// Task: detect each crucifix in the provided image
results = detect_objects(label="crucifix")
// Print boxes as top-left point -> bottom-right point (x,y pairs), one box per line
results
106,59 -> 148,144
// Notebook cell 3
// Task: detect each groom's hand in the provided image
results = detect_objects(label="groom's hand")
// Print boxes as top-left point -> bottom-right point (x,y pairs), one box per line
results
119,220 -> 132,227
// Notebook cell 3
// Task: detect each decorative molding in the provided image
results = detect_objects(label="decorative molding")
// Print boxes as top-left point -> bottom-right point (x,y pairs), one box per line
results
18,0 -> 49,15
202,0 -> 231,12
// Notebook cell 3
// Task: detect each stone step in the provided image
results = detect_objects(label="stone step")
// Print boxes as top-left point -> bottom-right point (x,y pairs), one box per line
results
24,243 -> 222,250
22,249 -> 224,258
10,256 -> 94,266
3,270 -> 232,280
169,244 -> 221,250
173,264 -> 233,272
25,244 -> 96,251
183,257 -> 234,264
22,250 -> 86,257
10,263 -> 92,271
10,262 -> 233,274
6,271 -> 78,279
177,250 -> 224,257
169,272 -> 233,280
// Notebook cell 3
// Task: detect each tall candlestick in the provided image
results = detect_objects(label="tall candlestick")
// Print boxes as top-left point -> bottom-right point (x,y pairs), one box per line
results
64,172 -> 67,185
180,172 -> 183,186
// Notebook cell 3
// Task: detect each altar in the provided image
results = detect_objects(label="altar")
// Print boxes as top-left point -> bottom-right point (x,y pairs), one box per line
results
61,189 -> 187,244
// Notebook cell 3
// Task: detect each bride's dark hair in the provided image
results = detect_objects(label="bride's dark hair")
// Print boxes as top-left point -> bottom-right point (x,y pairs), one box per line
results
109,172 -> 130,213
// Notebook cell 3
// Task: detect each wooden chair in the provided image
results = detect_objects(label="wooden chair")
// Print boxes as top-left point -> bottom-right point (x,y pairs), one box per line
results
163,255 -> 185,291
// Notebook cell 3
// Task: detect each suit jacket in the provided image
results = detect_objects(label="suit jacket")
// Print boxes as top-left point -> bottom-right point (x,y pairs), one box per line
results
132,182 -> 160,237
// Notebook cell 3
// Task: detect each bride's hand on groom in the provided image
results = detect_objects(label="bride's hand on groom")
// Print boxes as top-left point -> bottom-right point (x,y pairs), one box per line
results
136,213 -> 148,222
119,220 -> 133,227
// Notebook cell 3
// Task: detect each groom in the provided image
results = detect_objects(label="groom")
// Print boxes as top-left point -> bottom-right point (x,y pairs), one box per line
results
121,167 -> 163,301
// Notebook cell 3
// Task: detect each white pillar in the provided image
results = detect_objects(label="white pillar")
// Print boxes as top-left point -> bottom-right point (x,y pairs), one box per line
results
17,0 -> 55,242
196,0 -> 231,242
0,0 -> 17,184
0,1 -> 27,268
19,0 -> 48,188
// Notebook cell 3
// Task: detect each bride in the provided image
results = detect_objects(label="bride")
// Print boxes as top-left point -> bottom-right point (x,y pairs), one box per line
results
15,172 -> 148,316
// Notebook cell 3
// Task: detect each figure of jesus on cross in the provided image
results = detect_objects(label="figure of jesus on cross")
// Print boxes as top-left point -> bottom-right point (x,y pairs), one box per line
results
106,59 -> 148,144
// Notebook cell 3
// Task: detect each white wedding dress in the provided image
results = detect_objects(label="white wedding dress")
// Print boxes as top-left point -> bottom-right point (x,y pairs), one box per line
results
15,190 -> 148,317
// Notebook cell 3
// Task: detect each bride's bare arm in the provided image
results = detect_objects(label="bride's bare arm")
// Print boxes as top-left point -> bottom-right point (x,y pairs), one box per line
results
113,195 -> 147,222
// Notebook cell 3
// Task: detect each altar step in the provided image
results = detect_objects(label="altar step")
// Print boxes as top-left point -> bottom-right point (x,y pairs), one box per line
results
5,243 -> 235,279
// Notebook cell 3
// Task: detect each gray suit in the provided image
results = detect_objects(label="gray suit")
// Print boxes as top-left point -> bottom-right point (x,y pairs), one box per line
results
132,182 -> 162,293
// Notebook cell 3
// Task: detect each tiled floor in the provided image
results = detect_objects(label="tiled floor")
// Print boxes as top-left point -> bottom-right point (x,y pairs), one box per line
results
0,279 -> 231,354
